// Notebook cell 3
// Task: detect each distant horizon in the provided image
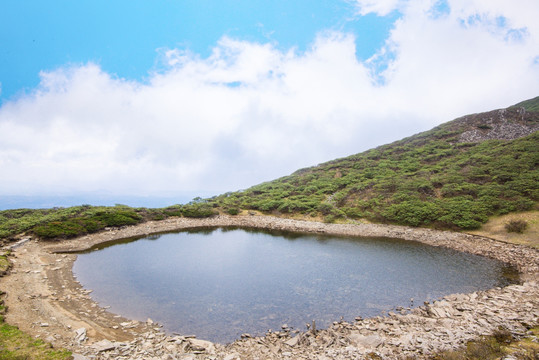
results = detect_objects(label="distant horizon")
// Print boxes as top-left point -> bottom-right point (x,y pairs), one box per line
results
0,193 -> 207,210
1,1 -> 538,202
2,93 -> 538,211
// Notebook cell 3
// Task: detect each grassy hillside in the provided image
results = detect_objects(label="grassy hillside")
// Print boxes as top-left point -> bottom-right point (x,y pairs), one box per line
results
210,97 -> 539,230
0,97 -> 537,242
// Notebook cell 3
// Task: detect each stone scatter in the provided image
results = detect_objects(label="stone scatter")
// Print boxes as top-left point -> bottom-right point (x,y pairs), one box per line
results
69,279 -> 538,360
3,215 -> 539,359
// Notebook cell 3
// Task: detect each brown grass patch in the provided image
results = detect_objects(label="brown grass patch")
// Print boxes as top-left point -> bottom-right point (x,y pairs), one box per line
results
467,210 -> 539,248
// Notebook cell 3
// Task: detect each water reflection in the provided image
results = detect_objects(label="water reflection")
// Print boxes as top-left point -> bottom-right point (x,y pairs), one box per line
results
73,227 -> 516,343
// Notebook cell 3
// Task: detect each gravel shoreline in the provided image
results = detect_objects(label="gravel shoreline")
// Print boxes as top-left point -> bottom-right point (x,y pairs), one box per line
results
2,215 -> 539,359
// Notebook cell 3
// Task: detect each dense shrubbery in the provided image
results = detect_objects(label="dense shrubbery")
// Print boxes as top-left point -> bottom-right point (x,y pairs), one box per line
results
0,202 -> 217,241
225,208 -> 240,215
32,208 -> 143,239
180,200 -> 217,218
209,120 -> 538,230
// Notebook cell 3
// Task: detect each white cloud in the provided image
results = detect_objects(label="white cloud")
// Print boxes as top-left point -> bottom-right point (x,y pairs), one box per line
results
354,0 -> 404,16
1,0 -> 538,202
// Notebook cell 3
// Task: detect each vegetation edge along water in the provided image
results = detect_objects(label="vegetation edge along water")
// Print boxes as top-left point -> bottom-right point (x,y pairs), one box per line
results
1,96 -> 538,243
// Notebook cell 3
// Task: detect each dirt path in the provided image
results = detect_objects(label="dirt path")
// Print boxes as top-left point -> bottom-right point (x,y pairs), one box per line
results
1,215 -> 538,359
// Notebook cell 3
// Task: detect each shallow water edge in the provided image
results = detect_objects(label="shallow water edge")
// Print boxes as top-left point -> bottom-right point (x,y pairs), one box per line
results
72,226 -> 518,343
3,215 -> 538,359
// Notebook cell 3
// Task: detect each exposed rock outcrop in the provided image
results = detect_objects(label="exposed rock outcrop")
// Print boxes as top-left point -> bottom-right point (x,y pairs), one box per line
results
454,107 -> 539,143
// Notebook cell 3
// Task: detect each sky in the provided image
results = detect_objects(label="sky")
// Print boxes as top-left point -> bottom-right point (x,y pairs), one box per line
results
0,0 -> 538,208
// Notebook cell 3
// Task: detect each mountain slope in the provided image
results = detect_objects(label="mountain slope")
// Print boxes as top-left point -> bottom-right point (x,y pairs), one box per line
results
211,97 -> 539,230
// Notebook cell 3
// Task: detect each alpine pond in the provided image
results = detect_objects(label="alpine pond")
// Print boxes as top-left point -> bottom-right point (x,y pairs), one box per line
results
72,227 -> 516,343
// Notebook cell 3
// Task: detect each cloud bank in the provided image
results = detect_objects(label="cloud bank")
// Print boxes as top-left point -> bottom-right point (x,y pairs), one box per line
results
1,0 -> 538,202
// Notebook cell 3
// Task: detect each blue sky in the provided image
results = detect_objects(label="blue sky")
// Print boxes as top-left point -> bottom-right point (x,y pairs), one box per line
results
0,0 -> 397,103
0,0 -> 538,208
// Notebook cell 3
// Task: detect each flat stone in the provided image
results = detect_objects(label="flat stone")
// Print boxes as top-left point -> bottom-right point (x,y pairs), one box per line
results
92,339 -> 117,352
284,335 -> 300,347
188,338 -> 215,353
72,354 -> 91,360
347,334 -> 383,348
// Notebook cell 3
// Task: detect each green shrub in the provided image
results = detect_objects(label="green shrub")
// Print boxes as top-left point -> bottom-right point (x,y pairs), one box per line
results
164,206 -> 183,217
181,204 -> 216,218
324,214 -> 338,223
226,208 -> 240,215
151,214 -> 166,221
491,328 -> 513,344
33,220 -> 85,239
277,201 -> 298,213
465,339 -> 502,360
342,207 -> 363,219
93,210 -> 142,227
255,200 -> 283,212
382,200 -> 442,227
437,198 -> 487,230
505,219 -> 528,233
318,203 -> 334,215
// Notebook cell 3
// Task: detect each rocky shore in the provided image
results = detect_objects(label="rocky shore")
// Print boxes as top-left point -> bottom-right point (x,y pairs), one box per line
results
2,215 -> 539,359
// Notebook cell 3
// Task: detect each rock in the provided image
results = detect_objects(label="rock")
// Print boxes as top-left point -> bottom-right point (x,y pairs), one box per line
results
178,355 -> 197,360
45,335 -> 55,343
187,338 -> 215,353
92,339 -> 117,352
284,335 -> 300,347
347,334 -> 384,348
72,354 -> 91,360
74,327 -> 87,343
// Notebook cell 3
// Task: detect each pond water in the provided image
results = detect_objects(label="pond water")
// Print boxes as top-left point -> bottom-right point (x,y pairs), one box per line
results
72,227 -> 516,343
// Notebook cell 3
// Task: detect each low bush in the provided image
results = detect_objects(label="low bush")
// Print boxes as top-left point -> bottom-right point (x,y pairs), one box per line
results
164,206 -> 183,217
505,219 -> 528,233
29,208 -> 144,240
382,200 -> 441,227
93,210 -> 142,227
181,203 -> 216,218
33,220 -> 85,239
225,208 -> 240,215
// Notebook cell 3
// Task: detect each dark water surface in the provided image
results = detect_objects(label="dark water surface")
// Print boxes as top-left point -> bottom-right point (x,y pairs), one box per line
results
72,227 -> 515,343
